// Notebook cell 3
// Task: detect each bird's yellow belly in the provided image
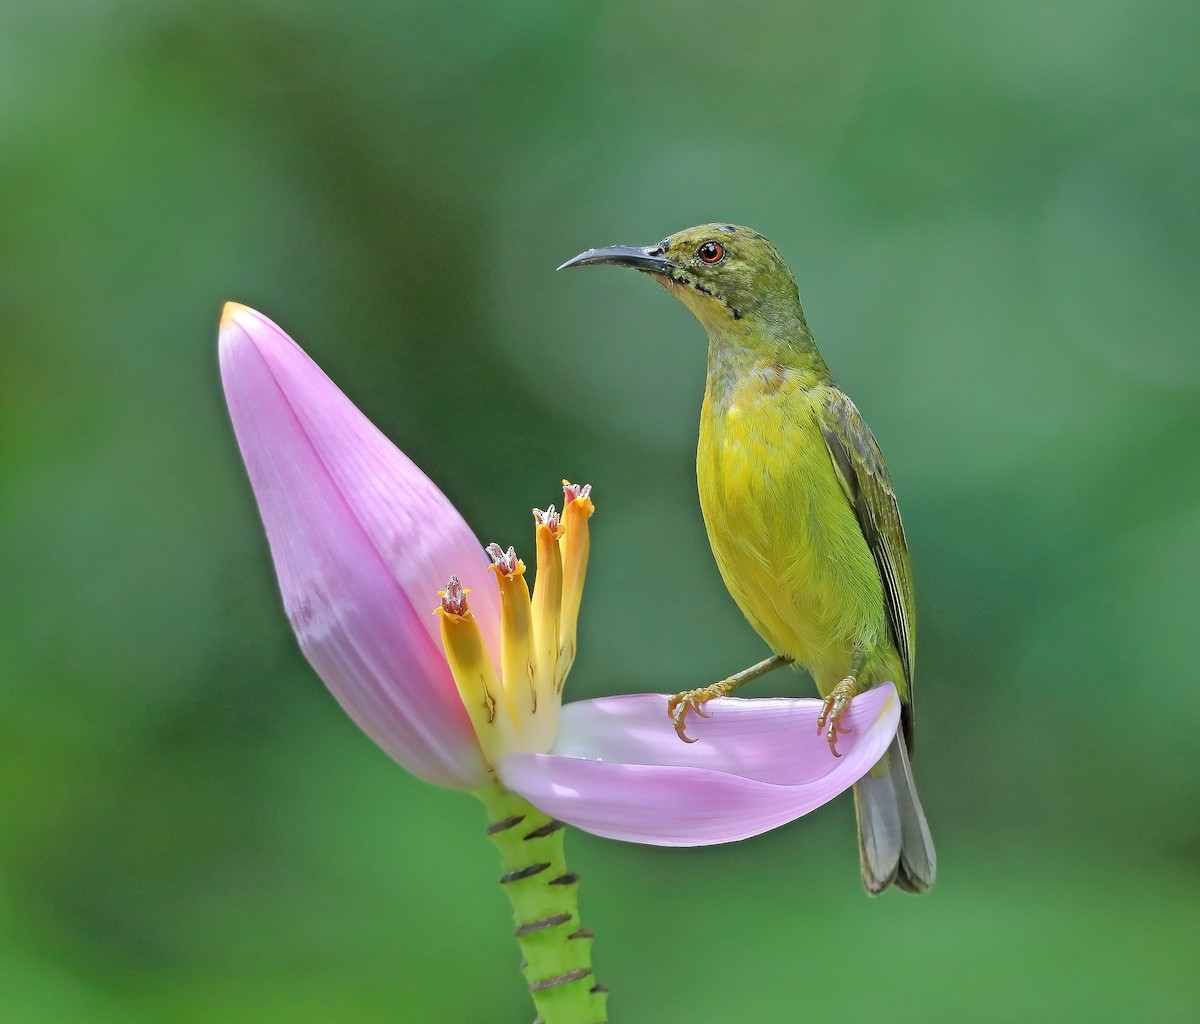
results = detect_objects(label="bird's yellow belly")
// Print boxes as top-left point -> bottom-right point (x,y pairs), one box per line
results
697,384 -> 886,693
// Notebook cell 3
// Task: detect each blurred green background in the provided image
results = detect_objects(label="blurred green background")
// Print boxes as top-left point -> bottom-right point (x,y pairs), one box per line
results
2,1 -> 1198,1021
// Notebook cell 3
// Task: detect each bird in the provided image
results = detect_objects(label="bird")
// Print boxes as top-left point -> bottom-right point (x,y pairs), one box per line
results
558,224 -> 936,894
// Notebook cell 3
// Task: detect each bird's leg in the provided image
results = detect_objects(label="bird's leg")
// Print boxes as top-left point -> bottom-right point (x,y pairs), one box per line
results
667,654 -> 792,743
816,648 -> 867,758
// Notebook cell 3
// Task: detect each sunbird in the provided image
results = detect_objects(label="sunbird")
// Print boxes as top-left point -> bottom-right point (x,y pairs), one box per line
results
558,224 -> 936,894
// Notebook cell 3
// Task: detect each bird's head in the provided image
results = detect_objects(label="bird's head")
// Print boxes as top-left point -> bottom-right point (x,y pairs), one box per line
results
558,223 -> 804,334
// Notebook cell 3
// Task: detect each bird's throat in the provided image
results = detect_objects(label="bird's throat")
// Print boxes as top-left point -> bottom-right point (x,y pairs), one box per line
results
702,318 -> 831,414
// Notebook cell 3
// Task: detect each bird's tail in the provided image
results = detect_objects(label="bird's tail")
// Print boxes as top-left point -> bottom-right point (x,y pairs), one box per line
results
852,729 -> 936,894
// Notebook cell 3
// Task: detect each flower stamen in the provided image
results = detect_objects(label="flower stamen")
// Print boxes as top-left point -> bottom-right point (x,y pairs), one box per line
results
487,542 -> 538,732
556,481 -> 594,688
436,575 -> 516,764
435,485 -> 595,766
531,504 -> 564,719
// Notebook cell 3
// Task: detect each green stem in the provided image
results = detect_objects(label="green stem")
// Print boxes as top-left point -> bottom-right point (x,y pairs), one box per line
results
474,781 -> 609,1024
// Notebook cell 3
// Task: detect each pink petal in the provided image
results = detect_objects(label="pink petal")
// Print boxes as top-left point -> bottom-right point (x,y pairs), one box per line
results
223,305 -> 501,659
219,303 -> 492,788
495,684 -> 900,845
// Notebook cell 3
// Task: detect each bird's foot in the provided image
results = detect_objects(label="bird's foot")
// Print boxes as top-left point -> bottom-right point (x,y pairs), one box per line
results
816,676 -> 859,758
666,679 -> 737,744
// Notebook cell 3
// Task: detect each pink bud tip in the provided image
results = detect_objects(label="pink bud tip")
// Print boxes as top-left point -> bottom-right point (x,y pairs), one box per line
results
440,575 -> 469,616
563,482 -> 592,504
486,543 -> 521,576
533,505 -> 561,532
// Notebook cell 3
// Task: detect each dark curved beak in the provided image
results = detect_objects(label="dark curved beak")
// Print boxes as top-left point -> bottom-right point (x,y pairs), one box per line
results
556,244 -> 673,275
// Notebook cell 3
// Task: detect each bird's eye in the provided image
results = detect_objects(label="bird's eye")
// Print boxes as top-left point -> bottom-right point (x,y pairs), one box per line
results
697,241 -> 725,264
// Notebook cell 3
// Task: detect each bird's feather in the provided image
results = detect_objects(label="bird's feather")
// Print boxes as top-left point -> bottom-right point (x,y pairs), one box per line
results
821,388 -> 917,746
853,731 -> 936,894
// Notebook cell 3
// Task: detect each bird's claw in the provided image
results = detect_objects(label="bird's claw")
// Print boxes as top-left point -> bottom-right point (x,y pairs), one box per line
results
667,688 -> 719,743
816,678 -> 858,758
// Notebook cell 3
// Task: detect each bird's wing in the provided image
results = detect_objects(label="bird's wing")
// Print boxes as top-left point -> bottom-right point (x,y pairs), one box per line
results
821,388 -> 917,746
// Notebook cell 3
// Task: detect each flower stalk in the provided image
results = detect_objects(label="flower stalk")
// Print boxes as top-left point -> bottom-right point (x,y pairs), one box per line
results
476,782 -> 608,1024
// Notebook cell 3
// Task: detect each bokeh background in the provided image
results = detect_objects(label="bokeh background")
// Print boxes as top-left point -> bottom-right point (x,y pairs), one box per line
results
2,1 -> 1198,1021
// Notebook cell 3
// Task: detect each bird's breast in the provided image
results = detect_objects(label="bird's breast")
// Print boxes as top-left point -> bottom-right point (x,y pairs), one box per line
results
697,371 -> 883,683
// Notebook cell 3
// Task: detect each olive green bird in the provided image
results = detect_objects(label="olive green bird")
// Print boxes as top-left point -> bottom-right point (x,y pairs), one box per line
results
559,224 -> 936,894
